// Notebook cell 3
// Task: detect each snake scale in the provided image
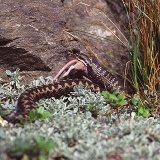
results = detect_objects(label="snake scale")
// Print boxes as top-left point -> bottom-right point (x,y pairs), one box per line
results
4,50 -> 126,124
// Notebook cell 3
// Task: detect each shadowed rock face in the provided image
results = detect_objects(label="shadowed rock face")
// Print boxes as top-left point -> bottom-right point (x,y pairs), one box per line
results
0,0 -> 129,84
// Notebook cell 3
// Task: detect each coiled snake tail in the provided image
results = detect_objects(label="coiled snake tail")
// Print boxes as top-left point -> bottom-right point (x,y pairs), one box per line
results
4,79 -> 101,124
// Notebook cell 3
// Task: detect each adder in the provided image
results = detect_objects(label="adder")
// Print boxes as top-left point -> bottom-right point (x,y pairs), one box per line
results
3,49 -> 129,124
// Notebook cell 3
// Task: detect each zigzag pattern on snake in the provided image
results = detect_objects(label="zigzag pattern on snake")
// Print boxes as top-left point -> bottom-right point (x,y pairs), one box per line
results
4,80 -> 101,123
3,51 -> 127,124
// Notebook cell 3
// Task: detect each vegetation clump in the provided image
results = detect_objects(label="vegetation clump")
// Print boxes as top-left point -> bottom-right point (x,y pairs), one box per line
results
0,0 -> 160,159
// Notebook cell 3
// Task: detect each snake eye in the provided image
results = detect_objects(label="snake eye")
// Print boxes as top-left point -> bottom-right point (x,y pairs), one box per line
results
77,54 -> 92,67
70,49 -> 91,66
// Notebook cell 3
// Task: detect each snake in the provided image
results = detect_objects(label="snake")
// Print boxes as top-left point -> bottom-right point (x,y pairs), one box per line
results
3,50 -> 127,124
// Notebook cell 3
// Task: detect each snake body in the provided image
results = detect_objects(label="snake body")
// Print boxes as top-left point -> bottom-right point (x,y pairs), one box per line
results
75,51 -> 125,93
4,79 -> 101,123
4,51 -> 127,123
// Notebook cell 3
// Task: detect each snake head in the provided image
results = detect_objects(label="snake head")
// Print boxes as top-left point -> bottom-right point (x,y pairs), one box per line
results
71,49 -> 92,67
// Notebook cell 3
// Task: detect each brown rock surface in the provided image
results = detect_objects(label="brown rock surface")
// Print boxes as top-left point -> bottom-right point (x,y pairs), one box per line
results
0,0 -> 129,84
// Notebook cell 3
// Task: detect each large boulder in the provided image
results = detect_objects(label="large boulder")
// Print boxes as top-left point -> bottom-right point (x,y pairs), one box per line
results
0,0 -> 129,84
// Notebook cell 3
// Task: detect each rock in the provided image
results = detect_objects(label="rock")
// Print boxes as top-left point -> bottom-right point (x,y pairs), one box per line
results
0,0 -> 129,84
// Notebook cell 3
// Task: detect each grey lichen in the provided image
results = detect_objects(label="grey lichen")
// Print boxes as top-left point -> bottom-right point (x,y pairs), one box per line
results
0,75 -> 160,160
